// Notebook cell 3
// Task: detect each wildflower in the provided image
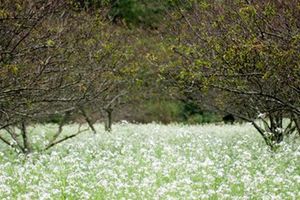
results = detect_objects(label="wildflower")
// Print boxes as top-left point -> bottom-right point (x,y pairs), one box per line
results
257,113 -> 267,118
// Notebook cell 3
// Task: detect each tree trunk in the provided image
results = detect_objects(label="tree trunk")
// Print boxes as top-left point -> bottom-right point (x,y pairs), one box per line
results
80,107 -> 97,134
105,108 -> 113,132
251,121 -> 274,148
21,121 -> 31,153
292,113 -> 300,136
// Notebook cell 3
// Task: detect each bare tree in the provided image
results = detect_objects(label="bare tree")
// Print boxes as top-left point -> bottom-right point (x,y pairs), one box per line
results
0,0 -> 136,152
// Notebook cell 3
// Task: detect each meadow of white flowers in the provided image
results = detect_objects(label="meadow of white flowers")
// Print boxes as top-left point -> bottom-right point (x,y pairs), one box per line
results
0,123 -> 299,199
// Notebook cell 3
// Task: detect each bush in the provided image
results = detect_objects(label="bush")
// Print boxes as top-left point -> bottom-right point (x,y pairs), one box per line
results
134,100 -> 220,124
186,112 -> 220,124
40,114 -> 64,124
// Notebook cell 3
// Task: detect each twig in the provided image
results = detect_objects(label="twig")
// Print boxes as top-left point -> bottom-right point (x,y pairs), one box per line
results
44,126 -> 88,151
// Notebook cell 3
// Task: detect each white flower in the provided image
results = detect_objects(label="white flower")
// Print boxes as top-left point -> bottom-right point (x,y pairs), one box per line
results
273,177 -> 283,184
275,127 -> 284,133
120,120 -> 129,125
258,113 -> 267,118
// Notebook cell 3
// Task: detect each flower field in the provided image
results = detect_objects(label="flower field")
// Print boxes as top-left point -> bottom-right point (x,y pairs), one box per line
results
0,123 -> 299,199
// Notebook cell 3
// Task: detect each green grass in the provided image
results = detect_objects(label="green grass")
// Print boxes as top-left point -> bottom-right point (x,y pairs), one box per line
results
0,123 -> 299,199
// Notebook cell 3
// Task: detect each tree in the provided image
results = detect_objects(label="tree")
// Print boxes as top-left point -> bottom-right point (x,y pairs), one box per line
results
162,0 -> 300,148
0,0 -> 81,153
0,0 -> 138,152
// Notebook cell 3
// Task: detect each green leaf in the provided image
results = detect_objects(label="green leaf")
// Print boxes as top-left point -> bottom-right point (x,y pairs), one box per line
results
46,39 -> 55,47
